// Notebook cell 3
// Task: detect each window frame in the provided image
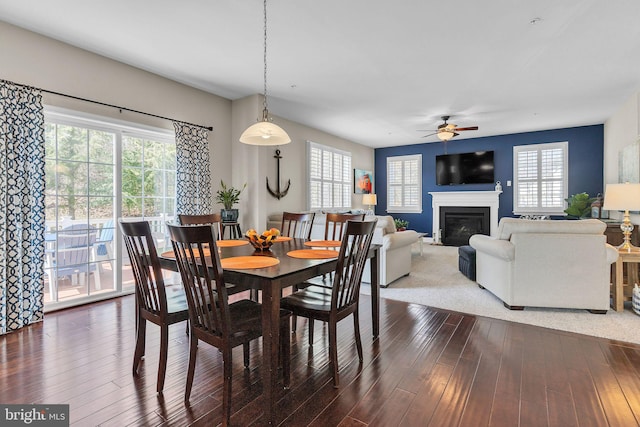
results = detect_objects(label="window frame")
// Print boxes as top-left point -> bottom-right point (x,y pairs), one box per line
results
306,140 -> 352,211
512,141 -> 568,215
386,154 -> 422,214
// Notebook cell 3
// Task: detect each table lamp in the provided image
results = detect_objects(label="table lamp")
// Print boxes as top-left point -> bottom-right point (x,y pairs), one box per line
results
362,193 -> 377,211
603,182 -> 640,252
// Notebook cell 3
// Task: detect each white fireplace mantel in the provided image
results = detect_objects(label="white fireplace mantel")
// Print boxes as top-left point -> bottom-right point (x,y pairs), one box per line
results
429,190 -> 502,242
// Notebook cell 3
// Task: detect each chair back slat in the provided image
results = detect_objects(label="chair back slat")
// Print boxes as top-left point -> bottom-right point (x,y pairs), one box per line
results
281,212 -> 315,240
331,219 -> 377,311
120,221 -> 167,316
324,213 -> 366,241
167,224 -> 230,338
178,214 -> 223,240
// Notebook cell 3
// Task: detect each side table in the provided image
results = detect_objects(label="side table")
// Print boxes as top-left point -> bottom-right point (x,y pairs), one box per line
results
413,232 -> 427,256
611,249 -> 640,311
221,222 -> 242,240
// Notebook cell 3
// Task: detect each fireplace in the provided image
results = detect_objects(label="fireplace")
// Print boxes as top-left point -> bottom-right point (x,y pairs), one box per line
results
440,206 -> 490,246
429,190 -> 502,243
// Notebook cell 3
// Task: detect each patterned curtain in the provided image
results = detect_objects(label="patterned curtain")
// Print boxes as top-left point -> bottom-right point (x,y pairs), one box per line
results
173,122 -> 213,215
0,82 -> 45,334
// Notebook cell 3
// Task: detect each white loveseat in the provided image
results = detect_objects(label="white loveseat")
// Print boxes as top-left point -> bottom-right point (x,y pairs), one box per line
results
267,212 -> 419,286
469,218 -> 618,312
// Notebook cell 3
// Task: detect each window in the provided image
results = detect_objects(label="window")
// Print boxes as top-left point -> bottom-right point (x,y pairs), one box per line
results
513,141 -> 568,215
307,141 -> 352,211
387,154 -> 422,213
44,108 -> 175,309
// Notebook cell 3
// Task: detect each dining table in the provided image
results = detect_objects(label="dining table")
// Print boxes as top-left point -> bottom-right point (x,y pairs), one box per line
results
158,237 -> 380,425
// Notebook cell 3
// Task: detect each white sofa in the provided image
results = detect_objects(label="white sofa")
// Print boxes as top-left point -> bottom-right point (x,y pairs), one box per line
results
267,212 -> 419,286
469,218 -> 618,312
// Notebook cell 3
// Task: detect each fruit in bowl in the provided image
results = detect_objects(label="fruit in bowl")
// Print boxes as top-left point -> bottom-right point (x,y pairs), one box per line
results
246,228 -> 280,251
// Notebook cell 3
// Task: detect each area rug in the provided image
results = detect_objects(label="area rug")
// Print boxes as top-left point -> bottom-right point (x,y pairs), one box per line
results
361,244 -> 640,345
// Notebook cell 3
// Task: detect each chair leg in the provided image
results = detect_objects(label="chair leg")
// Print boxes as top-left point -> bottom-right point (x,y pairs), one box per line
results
329,320 -> 339,387
353,310 -> 363,363
308,319 -> 315,346
184,331 -> 198,402
292,315 -> 297,332
222,348 -> 233,427
280,317 -> 291,388
133,317 -> 146,376
157,324 -> 169,393
243,342 -> 250,368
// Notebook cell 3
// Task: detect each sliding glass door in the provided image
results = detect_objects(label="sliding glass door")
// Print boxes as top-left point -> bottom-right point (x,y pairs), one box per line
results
43,109 -> 175,309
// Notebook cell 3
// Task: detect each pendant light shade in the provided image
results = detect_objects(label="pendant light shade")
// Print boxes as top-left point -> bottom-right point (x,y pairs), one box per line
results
240,0 -> 291,146
239,120 -> 291,146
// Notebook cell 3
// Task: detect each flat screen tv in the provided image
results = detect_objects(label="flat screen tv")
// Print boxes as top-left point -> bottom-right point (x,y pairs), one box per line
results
436,151 -> 495,185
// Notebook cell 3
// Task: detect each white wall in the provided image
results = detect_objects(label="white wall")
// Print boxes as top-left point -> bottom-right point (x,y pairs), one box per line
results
232,95 -> 375,231
604,91 -> 639,222
1,20 -> 375,231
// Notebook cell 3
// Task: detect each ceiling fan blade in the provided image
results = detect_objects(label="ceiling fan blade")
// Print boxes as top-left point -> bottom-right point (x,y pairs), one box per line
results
420,132 -> 437,138
453,126 -> 479,131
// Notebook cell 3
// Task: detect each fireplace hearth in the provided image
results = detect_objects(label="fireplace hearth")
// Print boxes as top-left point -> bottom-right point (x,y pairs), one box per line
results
439,206 -> 490,246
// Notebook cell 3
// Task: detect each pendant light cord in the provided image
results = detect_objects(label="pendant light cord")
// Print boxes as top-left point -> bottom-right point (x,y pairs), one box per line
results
262,0 -> 269,116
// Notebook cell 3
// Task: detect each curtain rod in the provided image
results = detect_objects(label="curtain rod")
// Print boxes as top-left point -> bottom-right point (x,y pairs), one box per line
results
1,78 -> 213,131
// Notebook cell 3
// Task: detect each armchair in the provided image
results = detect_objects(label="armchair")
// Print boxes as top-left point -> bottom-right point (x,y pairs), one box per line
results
469,218 -> 618,312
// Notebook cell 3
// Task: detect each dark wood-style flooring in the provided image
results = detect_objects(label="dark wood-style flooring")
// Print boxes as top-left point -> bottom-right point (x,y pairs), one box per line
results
2,294 -> 640,426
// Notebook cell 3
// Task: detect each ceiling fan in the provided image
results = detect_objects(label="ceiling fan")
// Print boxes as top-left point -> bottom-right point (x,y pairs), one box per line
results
419,115 -> 479,142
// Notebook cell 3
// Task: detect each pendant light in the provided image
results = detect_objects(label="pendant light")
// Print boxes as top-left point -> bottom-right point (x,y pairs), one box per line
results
239,0 -> 291,146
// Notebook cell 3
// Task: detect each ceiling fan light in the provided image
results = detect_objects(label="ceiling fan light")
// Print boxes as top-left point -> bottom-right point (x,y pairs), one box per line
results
437,130 -> 456,141
239,120 -> 291,146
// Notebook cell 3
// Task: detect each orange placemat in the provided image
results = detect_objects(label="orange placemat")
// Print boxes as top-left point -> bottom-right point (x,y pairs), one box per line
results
221,256 -> 280,269
160,248 -> 210,259
273,236 -> 292,242
304,240 -> 341,248
216,239 -> 249,247
287,249 -> 339,259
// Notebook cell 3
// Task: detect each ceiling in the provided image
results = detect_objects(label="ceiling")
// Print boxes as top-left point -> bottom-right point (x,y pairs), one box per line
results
1,0 -> 640,148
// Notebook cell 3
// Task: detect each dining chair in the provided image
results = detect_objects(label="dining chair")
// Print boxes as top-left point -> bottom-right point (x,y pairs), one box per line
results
281,219 -> 377,387
291,212 -> 367,331
166,223 -> 291,425
280,212 -> 315,240
120,220 -> 189,394
324,212 -> 366,240
178,213 -> 223,240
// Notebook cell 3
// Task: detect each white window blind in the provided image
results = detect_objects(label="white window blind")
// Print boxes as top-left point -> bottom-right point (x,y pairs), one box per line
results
307,141 -> 352,210
386,154 -> 422,213
513,141 -> 568,215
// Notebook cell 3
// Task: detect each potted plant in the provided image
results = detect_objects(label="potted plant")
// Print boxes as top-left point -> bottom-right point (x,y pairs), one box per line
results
564,192 -> 596,219
394,218 -> 409,231
216,180 -> 247,222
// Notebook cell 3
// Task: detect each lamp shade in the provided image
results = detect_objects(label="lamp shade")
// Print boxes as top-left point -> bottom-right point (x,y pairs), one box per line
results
239,121 -> 291,146
603,183 -> 640,211
362,193 -> 377,206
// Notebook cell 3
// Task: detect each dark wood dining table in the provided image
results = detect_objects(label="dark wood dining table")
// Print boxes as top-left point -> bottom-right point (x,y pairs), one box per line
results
158,237 -> 380,425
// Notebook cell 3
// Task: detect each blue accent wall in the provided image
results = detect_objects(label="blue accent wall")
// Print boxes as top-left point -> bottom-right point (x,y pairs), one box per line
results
374,125 -> 604,234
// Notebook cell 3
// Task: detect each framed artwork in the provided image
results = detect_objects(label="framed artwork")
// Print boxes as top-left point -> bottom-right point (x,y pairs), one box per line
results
354,169 -> 373,194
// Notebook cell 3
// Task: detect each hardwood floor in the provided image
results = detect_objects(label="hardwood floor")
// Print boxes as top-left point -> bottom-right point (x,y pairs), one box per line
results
2,294 -> 640,426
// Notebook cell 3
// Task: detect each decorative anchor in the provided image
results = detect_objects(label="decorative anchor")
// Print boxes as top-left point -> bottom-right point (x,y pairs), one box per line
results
266,149 -> 291,199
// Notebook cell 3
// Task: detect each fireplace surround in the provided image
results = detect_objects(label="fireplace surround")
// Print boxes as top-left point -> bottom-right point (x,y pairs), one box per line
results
429,190 -> 502,244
